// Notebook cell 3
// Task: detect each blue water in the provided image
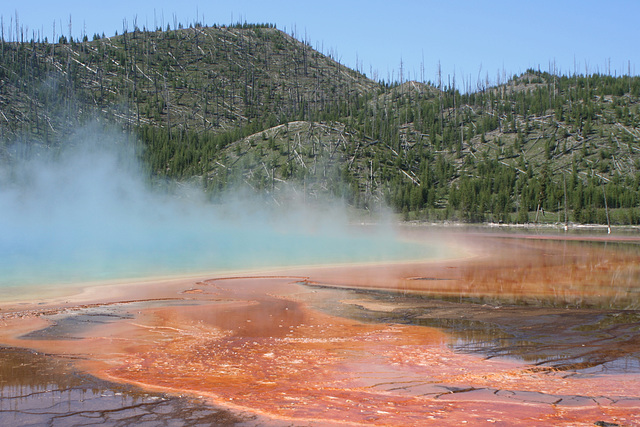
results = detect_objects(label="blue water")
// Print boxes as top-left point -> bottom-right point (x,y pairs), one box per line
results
0,129 -> 441,297
0,214 -> 438,289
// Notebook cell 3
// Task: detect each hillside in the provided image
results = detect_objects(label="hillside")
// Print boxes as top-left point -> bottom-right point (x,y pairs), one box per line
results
0,24 -> 375,140
1,24 -> 640,225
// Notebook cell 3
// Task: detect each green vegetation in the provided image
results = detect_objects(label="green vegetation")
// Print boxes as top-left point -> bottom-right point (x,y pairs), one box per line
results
1,23 -> 640,225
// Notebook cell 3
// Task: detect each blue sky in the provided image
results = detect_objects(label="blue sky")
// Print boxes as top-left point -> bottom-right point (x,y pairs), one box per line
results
2,1 -> 638,89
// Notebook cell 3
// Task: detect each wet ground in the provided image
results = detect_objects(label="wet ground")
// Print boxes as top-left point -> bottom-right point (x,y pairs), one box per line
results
1,231 -> 640,426
0,346 -> 260,426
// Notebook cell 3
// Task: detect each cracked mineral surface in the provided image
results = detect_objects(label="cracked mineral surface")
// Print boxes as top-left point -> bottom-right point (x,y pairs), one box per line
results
0,346 -> 262,426
1,230 -> 639,426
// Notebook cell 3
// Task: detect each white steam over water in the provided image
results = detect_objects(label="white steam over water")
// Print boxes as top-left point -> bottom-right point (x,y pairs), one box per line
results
0,126 -> 437,296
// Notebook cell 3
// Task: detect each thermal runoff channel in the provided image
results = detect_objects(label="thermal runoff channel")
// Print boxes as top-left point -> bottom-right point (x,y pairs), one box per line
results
0,126 -> 439,295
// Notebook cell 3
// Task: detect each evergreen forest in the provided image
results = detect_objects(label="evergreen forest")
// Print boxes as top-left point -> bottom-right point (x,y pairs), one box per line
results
1,22 -> 640,226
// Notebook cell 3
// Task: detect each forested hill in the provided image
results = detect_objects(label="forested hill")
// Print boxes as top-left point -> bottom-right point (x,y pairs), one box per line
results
1,23 -> 640,225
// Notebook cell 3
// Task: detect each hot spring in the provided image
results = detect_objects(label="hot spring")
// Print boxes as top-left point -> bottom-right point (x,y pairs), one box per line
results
0,127 -> 447,301
5,128 -> 640,426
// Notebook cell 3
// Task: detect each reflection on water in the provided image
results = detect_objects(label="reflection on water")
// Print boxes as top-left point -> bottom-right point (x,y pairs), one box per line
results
2,231 -> 640,426
331,286 -> 640,373
593,357 -> 640,375
306,234 -> 640,373
0,347 -> 255,426
19,300 -> 202,341
398,235 -> 640,310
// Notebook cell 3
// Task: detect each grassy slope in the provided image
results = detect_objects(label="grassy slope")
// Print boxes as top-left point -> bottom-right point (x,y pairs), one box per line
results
1,25 -> 639,224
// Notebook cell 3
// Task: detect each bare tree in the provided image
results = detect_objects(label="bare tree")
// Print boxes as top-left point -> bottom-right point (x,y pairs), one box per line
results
1,16 -> 4,58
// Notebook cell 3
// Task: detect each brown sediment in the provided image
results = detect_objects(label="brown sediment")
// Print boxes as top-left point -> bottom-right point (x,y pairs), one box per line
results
0,346 -> 258,426
303,231 -> 640,308
1,231 -> 639,426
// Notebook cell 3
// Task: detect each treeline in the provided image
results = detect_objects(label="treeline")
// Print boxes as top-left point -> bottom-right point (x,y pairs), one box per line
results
0,22 -> 372,143
305,69 -> 640,224
1,24 -> 639,224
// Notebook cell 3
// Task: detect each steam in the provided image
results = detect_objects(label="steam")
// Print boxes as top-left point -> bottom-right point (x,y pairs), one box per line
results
0,125 -> 433,292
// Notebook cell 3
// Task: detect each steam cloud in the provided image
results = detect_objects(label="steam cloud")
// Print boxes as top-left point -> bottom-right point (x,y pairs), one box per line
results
0,124 -> 432,293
